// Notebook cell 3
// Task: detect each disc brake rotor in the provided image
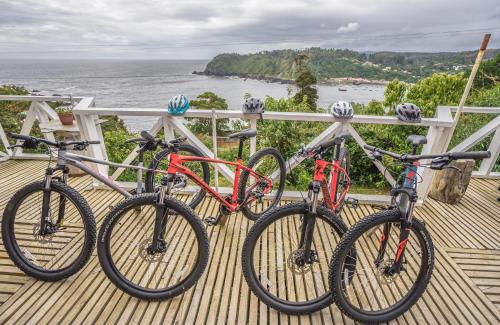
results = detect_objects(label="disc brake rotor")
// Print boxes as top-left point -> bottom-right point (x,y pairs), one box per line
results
287,249 -> 316,275
32,224 -> 54,244
138,238 -> 166,263
375,260 -> 403,285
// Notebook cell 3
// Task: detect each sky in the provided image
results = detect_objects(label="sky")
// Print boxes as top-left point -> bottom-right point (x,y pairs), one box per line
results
0,0 -> 499,59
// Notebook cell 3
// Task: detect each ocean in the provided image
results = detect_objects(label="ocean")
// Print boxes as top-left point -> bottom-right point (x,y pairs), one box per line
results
0,59 -> 386,131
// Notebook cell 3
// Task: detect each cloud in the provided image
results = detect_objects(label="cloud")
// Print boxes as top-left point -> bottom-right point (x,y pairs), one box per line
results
0,0 -> 497,59
337,22 -> 360,33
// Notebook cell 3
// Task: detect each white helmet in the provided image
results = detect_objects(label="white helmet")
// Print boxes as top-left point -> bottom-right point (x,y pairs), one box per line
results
331,101 -> 353,119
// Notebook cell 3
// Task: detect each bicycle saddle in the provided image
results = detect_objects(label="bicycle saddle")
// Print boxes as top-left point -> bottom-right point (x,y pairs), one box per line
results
228,129 -> 257,139
406,135 -> 427,146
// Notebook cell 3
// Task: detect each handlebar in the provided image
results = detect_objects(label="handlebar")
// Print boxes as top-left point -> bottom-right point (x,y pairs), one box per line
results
299,136 -> 347,157
127,131 -> 187,152
8,132 -> 100,150
363,144 -> 491,164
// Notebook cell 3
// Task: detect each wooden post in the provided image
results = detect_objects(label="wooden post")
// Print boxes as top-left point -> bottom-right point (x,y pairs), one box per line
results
453,34 -> 491,125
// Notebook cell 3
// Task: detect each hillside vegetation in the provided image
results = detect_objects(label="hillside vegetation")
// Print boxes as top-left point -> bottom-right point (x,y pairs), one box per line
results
202,47 -> 500,83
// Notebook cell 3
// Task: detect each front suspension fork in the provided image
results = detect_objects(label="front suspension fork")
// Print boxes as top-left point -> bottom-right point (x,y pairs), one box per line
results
151,176 -> 173,252
40,170 -> 53,234
298,181 -> 321,263
376,202 -> 415,275
56,168 -> 69,226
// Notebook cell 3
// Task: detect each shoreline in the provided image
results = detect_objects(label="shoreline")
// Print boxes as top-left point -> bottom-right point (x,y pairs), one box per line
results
193,71 -> 390,86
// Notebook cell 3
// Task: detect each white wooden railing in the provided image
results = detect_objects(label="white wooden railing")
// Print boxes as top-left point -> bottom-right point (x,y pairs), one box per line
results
1,95 -> 498,203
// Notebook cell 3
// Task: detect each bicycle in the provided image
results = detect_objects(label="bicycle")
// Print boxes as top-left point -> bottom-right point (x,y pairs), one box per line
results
241,134 -> 358,314
97,128 -> 286,300
2,132 -> 209,281
328,135 -> 491,324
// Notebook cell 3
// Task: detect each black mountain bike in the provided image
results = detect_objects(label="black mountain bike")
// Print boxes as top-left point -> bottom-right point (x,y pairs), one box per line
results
328,135 -> 490,324
241,135 -> 358,314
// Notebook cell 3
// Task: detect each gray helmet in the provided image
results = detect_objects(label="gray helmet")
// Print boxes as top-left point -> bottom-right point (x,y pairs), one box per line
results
331,101 -> 354,119
242,98 -> 264,114
395,103 -> 421,123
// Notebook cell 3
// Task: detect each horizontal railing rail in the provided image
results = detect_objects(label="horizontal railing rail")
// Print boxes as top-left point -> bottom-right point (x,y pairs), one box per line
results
1,95 -> 498,203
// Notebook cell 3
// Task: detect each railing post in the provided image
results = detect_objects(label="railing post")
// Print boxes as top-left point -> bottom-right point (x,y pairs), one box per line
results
478,128 -> 500,176
211,108 -> 219,190
418,107 -> 454,201
163,116 -> 175,141
250,118 -> 257,156
74,97 -> 108,176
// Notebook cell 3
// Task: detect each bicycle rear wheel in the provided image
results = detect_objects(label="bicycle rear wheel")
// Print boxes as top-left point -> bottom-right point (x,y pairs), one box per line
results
238,147 -> 286,221
97,193 -> 209,300
2,181 -> 95,281
329,209 -> 434,324
145,144 -> 210,210
242,203 -> 349,314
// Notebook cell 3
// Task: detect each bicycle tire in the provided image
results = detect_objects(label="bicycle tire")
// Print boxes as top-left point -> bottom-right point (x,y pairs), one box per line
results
329,209 -> 434,324
238,147 -> 286,221
97,193 -> 210,300
2,181 -> 96,281
242,202 -> 348,314
145,144 -> 210,209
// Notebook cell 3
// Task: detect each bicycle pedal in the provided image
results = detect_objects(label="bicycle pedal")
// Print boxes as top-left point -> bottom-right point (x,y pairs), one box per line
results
346,198 -> 359,209
204,217 -> 218,226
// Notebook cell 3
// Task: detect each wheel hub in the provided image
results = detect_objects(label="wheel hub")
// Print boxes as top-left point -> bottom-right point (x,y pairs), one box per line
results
287,249 -> 317,275
138,238 -> 167,263
32,224 -> 55,244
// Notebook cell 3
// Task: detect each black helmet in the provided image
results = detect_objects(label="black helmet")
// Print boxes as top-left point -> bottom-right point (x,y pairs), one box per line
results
242,98 -> 264,114
395,103 -> 421,123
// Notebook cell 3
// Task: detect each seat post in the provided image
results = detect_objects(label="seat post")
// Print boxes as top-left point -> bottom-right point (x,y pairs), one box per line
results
237,138 -> 245,160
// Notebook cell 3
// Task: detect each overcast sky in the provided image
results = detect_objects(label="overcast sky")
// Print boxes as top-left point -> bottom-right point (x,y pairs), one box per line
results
1,0 -> 499,59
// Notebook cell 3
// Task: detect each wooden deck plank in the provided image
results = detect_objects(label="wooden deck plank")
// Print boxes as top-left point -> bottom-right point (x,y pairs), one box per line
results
0,160 -> 499,324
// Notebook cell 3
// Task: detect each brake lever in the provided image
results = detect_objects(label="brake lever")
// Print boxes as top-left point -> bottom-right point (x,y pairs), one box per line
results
73,143 -> 87,151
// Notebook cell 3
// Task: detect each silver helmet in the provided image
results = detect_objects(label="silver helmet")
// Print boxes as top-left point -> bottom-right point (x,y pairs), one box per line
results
331,101 -> 354,119
395,103 -> 421,123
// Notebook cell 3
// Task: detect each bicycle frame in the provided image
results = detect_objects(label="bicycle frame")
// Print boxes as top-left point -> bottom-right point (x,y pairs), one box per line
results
50,149 -> 156,198
313,158 -> 351,212
165,152 -> 274,213
375,161 -> 419,274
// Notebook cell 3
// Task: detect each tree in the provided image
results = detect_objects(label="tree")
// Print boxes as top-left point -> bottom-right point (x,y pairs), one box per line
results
187,92 -> 231,136
293,54 -> 319,111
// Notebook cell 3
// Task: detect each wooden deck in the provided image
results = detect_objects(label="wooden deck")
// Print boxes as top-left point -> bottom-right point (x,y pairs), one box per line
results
0,160 -> 498,324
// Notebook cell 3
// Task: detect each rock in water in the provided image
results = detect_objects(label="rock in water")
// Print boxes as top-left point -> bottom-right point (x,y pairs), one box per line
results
428,160 -> 474,204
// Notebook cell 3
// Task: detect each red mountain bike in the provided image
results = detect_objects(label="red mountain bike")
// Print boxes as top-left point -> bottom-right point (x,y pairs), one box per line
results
97,129 -> 286,300
242,134 -> 358,314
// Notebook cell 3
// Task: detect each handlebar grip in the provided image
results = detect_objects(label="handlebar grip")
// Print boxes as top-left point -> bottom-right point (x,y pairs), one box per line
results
449,151 -> 491,160
87,140 -> 101,145
140,130 -> 156,141
8,132 -> 32,141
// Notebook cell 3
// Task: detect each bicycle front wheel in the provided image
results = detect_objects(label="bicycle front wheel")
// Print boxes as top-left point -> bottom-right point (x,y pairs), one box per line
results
241,203 -> 348,314
2,181 -> 96,281
329,209 -> 434,324
97,193 -> 209,300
